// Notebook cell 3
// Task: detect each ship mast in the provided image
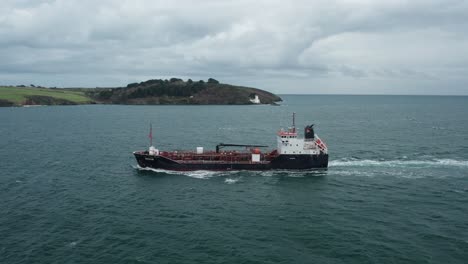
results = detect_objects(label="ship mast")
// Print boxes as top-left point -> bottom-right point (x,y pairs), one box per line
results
292,112 -> 296,133
149,123 -> 153,146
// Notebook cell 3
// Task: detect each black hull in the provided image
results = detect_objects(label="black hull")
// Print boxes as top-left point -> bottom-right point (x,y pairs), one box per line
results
134,152 -> 328,171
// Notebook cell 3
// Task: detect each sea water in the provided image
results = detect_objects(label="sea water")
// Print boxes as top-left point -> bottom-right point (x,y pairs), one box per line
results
1,95 -> 467,263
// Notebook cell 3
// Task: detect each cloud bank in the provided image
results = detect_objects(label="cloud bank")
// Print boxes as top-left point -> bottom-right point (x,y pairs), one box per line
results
1,0 -> 467,94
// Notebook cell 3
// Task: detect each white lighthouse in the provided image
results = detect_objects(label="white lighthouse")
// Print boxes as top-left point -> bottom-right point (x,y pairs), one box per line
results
250,94 -> 261,104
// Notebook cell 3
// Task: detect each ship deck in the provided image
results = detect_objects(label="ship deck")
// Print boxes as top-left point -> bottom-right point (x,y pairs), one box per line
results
137,150 -> 279,163
177,160 -> 271,164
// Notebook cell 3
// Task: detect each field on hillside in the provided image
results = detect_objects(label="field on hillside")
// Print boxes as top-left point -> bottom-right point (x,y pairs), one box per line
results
0,86 -> 92,105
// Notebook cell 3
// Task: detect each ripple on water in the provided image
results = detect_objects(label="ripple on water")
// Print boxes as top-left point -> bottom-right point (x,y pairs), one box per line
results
329,158 -> 468,168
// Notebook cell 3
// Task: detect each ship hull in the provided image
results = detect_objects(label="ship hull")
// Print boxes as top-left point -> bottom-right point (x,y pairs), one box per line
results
134,152 -> 328,171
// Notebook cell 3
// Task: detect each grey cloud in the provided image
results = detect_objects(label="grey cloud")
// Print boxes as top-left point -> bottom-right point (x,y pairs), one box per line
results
0,0 -> 467,94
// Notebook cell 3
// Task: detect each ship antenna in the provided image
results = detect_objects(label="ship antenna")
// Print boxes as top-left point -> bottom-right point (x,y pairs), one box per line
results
149,123 -> 153,146
292,112 -> 296,133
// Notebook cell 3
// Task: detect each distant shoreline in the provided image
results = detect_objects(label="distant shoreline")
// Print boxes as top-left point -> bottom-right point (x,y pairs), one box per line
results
0,78 -> 282,107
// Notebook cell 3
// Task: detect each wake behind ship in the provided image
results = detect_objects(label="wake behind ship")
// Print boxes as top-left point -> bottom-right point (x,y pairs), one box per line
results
134,114 -> 328,171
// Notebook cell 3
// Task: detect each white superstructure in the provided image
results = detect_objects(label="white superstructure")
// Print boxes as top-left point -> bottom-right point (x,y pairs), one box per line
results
276,113 -> 328,155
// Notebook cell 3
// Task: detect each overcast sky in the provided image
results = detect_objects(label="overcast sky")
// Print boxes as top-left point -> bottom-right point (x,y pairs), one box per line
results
1,0 -> 467,94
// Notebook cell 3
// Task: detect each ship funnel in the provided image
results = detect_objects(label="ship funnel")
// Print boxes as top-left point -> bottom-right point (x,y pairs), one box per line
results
305,124 -> 315,139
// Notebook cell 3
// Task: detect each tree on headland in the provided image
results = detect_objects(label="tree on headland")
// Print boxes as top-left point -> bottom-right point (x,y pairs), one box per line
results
89,77 -> 281,105
207,78 -> 219,84
127,82 -> 139,88
170,78 -> 183,83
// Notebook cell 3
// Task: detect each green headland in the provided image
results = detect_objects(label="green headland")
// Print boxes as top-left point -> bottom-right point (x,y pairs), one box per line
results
0,78 -> 282,107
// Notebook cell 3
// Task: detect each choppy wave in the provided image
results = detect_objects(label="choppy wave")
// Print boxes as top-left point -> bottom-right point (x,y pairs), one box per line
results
133,165 -> 326,179
133,165 -> 224,179
67,241 -> 78,248
225,178 -> 241,184
329,158 -> 468,168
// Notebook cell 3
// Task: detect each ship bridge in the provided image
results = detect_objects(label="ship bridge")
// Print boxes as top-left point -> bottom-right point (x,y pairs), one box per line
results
276,113 -> 327,155
277,128 -> 305,155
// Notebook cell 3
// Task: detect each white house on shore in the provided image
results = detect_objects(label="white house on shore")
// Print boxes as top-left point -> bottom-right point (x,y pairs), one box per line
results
249,94 -> 261,104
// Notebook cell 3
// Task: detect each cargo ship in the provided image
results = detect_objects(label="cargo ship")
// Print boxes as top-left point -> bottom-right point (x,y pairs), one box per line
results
133,114 -> 328,171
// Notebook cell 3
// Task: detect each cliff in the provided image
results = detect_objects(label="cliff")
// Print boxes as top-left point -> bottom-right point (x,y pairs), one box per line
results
86,78 -> 282,105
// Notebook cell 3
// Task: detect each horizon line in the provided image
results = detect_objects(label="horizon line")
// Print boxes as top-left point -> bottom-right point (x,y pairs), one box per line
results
278,93 -> 468,97
2,85 -> 467,96
276,93 -> 468,96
